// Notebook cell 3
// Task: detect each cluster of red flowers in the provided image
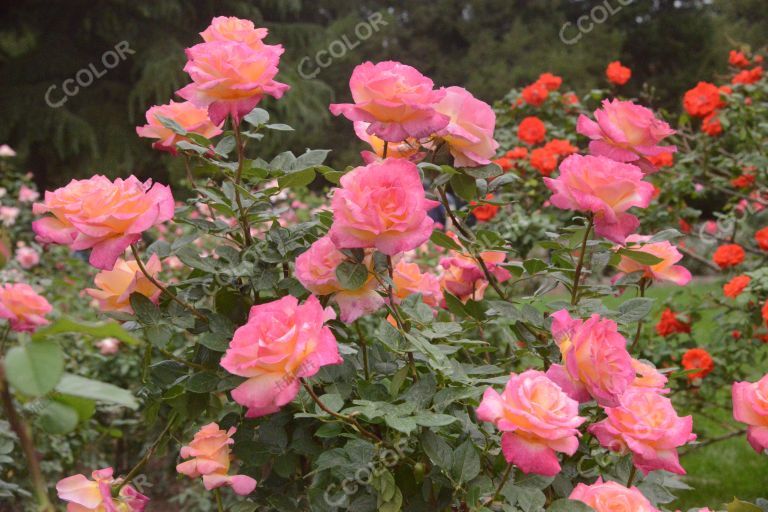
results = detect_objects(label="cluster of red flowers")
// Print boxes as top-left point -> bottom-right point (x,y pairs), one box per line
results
731,172 -> 756,189
655,308 -> 692,337
529,139 -> 578,176
520,72 -> 562,106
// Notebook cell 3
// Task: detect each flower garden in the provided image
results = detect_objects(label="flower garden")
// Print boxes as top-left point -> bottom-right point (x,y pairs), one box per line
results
0,14 -> 767,512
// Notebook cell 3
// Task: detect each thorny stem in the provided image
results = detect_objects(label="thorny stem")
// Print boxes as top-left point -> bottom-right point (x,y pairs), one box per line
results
115,414 -> 177,493
570,215 -> 594,306
232,124 -> 254,247
300,378 -> 381,443
130,244 -> 208,323
630,278 -> 648,352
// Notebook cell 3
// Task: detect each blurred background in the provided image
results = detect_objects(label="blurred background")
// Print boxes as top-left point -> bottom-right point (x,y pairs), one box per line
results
0,0 -> 765,191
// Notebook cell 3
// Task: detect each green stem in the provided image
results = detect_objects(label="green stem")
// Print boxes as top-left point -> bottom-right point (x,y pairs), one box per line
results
630,278 -> 647,352
116,414 -> 176,493
570,215 -> 594,306
626,465 -> 637,488
492,464 -> 513,503
354,321 -> 370,380
385,256 -> 417,381
214,488 -> 224,512
300,378 -> 382,443
232,124 -> 253,247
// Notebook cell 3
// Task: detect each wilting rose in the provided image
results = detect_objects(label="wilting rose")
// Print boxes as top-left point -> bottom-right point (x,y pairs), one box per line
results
200,16 -> 269,50
433,86 -> 499,167
569,477 -> 658,512
329,158 -> 439,255
545,310 -> 635,407
439,251 -> 511,303
32,175 -> 174,270
352,122 -> 423,163
85,255 -> 162,313
577,99 -> 676,173
56,467 -> 149,512
136,100 -> 223,153
176,422 -> 257,495
392,260 -> 443,308
220,295 -> 342,417
177,39 -> 289,125
614,234 -> 691,285
543,155 -> 654,243
590,387 -> 696,474
732,374 -> 768,454
329,61 -> 450,142
476,370 -> 585,476
294,236 -> 384,322
0,283 -> 52,332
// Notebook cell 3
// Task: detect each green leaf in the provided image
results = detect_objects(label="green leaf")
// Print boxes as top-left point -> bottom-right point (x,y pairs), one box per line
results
185,372 -> 220,393
244,108 -> 269,126
265,123 -> 294,131
335,261 -> 369,290
450,173 -> 477,202
463,162 -> 503,179
617,248 -> 664,266
412,412 -> 457,427
451,440 -> 480,483
54,395 -> 96,422
155,115 -> 187,135
315,393 -> 344,414
430,230 -> 463,251
55,373 -> 138,409
129,293 -> 162,325
214,135 -> 236,156
32,316 -> 141,345
384,415 -> 417,434
547,499 -> 594,512
4,341 -> 64,396
523,258 -> 548,275
727,499 -> 764,512
37,401 -> 79,435
278,167 -> 316,188
617,297 -> 655,323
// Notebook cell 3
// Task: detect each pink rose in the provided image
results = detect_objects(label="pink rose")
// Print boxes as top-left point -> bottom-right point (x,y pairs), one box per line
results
56,467 -> 149,512
200,16 -> 269,50
32,175 -> 174,270
476,370 -> 585,476
294,236 -> 384,322
589,387 -> 696,474
136,100 -> 223,153
0,283 -> 52,332
14,245 -> 40,269
177,39 -> 289,125
439,251 -> 511,302
545,310 -> 635,406
85,255 -> 162,313
392,260 -> 443,308
176,422 -> 257,495
330,61 -> 450,142
433,86 -> 499,167
96,337 -> 120,355
630,358 -> 669,394
18,184 -> 40,203
220,295 -> 342,417
614,234 -> 692,286
569,477 -> 658,512
544,155 -> 654,243
732,374 -> 768,454
329,158 -> 439,255
577,99 -> 676,173
353,122 -> 424,164
0,206 -> 20,227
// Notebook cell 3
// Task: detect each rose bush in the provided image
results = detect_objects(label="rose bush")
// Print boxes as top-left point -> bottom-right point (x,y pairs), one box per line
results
0,16 -> 766,512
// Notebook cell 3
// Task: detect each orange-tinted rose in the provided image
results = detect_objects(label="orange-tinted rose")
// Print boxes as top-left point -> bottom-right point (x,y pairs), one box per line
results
712,244 -> 745,268
682,348 -> 714,380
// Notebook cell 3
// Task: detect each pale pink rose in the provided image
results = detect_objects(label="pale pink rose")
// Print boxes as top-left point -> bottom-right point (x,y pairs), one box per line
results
392,260 -> 443,308
353,122 -> 424,164
590,387 -> 696,474
0,283 -> 52,332
18,184 -> 40,203
0,144 -> 16,157
569,477 -> 658,512
330,61 -> 450,142
732,374 -> 768,454
176,422 -> 257,495
294,236 -> 384,322
177,40 -> 288,125
85,255 -> 162,314
136,100 -> 223,153
545,310 -> 635,407
96,337 -> 120,355
220,295 -> 342,417
433,86 -> 499,167
56,467 -> 149,512
543,155 -> 654,243
577,99 -> 676,173
630,358 -> 669,394
14,245 -> 40,269
614,234 -> 692,285
439,251 -> 511,302
329,158 -> 439,255
476,370 -> 585,476
0,206 -> 20,227
32,175 -> 174,270
200,16 -> 269,50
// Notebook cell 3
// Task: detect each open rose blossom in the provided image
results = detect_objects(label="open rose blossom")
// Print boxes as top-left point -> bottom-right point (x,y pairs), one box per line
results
56,467 -> 149,511
614,234 -> 691,285
590,387 -> 696,474
683,82 -> 724,118
176,423 -> 257,495
732,374 -> 768,454
439,251 -> 511,303
517,116 -> 546,145
723,275 -> 750,298
329,158 -> 439,255
606,61 -> 631,85
0,283 -> 52,332
544,155 -> 654,243
392,260 -> 443,308
294,236 -> 384,322
32,175 -> 174,270
220,295 -> 342,417
329,61 -> 449,142
569,477 -> 658,512
655,308 -> 691,337
756,227 -> 768,251
353,122 -> 423,163
433,86 -> 499,167
545,310 -> 634,407
85,255 -> 162,314
136,100 -> 223,153
712,243 -> 745,268
577,99 -> 676,173
682,348 -> 714,381
476,370 -> 585,476
177,23 -> 288,125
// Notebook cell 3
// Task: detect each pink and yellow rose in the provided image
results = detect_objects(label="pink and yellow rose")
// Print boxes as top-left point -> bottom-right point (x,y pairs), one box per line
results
439,251 -> 511,303
732,374 -> 768,454
85,255 -> 162,314
200,16 -> 269,50
433,86 -> 499,167
0,283 -> 52,332
614,234 -> 692,286
56,467 -> 149,512
569,477 -> 658,512
136,100 -> 222,153
392,259 -> 443,308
